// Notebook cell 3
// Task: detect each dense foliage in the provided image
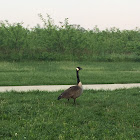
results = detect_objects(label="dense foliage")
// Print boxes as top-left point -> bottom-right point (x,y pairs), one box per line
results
0,14 -> 140,61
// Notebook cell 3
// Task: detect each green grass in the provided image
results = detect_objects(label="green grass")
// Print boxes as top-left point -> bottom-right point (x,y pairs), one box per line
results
0,88 -> 140,139
0,61 -> 140,86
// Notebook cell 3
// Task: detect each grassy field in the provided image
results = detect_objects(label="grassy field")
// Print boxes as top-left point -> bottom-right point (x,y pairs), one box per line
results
0,88 -> 140,139
0,61 -> 140,86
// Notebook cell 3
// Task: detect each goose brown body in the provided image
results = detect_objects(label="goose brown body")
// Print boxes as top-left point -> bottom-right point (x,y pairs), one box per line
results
57,67 -> 83,104
59,85 -> 83,100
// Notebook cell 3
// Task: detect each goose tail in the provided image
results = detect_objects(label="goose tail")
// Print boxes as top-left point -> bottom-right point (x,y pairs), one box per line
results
57,95 -> 62,100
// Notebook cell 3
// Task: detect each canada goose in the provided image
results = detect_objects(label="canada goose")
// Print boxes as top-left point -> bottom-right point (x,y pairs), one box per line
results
57,67 -> 83,104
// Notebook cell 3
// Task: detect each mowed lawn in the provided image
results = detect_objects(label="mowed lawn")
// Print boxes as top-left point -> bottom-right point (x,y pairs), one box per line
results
0,88 -> 140,139
0,61 -> 140,86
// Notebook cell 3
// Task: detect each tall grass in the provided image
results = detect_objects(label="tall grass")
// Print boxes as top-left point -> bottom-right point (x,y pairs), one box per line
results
0,14 -> 140,61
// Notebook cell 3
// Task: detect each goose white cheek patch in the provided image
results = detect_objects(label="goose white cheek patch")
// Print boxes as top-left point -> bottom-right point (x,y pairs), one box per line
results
76,68 -> 79,71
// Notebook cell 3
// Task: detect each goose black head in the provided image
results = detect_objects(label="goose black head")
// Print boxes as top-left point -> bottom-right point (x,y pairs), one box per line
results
76,67 -> 82,71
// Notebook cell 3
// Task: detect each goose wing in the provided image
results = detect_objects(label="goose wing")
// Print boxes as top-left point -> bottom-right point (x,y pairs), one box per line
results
61,86 -> 82,99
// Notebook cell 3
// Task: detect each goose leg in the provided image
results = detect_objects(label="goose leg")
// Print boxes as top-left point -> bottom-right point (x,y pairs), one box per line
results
74,99 -> 76,104
68,99 -> 69,101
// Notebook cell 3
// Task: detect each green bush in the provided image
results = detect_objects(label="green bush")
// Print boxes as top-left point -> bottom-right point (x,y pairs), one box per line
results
0,14 -> 140,61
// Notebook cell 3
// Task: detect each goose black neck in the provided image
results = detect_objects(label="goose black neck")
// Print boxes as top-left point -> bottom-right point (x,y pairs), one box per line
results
76,70 -> 80,85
